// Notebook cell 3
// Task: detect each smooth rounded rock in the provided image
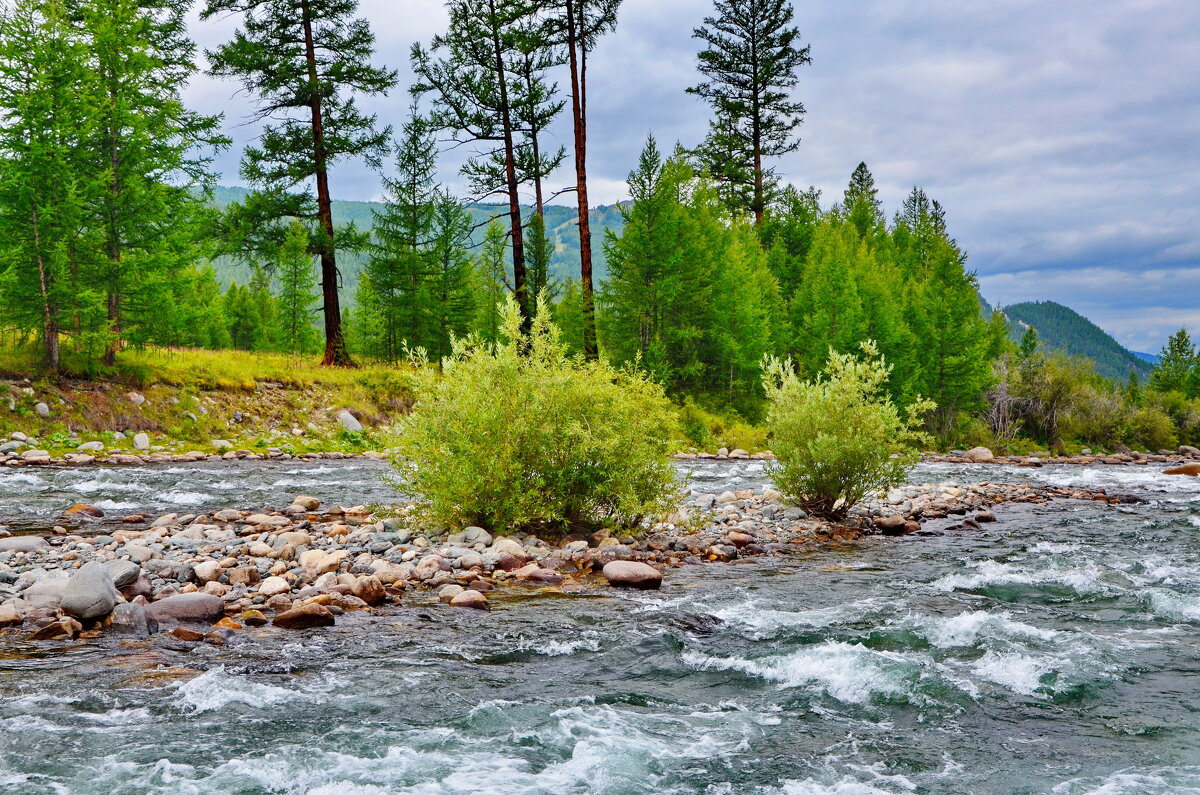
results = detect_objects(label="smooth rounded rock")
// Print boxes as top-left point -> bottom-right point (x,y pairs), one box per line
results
273,603 -> 335,629
449,590 -> 489,610
602,561 -> 663,590
145,593 -> 225,624
60,561 -> 119,621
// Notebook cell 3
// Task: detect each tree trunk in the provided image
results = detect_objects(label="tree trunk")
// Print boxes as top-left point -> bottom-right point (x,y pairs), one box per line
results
31,207 -> 59,373
302,0 -> 352,366
489,0 -> 528,326
566,0 -> 598,359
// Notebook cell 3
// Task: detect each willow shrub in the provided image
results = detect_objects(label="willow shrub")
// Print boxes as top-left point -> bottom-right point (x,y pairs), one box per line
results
762,343 -> 933,520
393,298 -> 681,535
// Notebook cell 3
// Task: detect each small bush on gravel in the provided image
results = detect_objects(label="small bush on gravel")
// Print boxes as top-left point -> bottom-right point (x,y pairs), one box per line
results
762,342 -> 933,520
393,297 -> 681,535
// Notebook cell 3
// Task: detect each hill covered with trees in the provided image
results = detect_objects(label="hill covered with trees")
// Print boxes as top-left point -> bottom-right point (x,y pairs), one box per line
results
1001,301 -> 1151,382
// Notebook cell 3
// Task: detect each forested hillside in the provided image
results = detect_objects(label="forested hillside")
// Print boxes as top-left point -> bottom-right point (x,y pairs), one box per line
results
1001,301 -> 1151,382
209,186 -> 625,295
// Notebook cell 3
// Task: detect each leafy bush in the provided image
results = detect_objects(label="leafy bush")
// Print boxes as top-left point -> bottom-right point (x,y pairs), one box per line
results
393,298 -> 682,534
762,343 -> 933,520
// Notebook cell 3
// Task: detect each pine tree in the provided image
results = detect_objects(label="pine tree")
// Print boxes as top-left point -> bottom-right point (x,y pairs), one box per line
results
1150,329 -> 1197,394
426,190 -> 476,360
412,0 -> 536,323
545,0 -> 622,359
0,0 -> 96,372
363,106 -> 438,361
844,162 -> 884,241
275,221 -> 319,362
202,0 -> 397,366
476,220 -> 510,345
687,0 -> 811,223
80,0 -> 225,364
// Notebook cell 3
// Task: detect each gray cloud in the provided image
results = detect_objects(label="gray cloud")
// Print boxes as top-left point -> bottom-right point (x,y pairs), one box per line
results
185,0 -> 1200,352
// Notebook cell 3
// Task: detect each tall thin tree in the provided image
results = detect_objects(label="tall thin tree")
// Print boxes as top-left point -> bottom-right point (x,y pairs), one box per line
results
687,0 -> 810,224
202,0 -> 396,365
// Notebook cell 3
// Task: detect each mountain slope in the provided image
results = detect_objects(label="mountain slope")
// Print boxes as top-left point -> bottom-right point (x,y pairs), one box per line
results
208,186 -> 626,294
1001,301 -> 1151,382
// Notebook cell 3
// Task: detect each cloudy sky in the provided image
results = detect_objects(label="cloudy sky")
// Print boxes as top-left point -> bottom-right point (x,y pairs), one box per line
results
187,0 -> 1200,353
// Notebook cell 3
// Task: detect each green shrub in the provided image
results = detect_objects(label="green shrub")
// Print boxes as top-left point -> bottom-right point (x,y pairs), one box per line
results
1126,407 -> 1177,451
762,342 -> 933,520
393,298 -> 682,534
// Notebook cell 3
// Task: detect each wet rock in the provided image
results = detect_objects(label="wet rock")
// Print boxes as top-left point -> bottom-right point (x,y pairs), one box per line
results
437,584 -> 464,603
727,531 -> 754,548
449,590 -> 489,610
351,575 -> 386,606
60,562 -> 119,621
0,536 -> 49,553
170,626 -> 206,642
146,593 -> 225,624
1164,463 -> 1200,476
975,511 -> 998,523
239,609 -> 268,627
291,495 -> 321,511
32,617 -> 81,640
0,599 -> 27,626
273,603 -> 335,629
65,504 -> 104,519
22,577 -> 67,610
108,602 -> 158,636
602,561 -> 663,590
876,515 -> 907,536
120,576 -> 154,601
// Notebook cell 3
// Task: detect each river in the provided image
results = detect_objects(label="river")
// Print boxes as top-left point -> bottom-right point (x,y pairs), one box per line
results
0,460 -> 1198,793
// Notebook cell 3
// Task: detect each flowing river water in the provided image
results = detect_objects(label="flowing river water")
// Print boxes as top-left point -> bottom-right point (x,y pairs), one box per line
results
0,460 -> 1198,793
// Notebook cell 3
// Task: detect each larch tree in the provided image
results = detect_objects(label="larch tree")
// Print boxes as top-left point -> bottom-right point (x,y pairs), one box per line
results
275,221 -> 319,362
844,162 -> 885,241
688,0 -> 810,224
1150,329 -> 1197,394
0,0 -> 94,372
202,0 -> 397,366
412,0 -> 535,323
476,220 -> 510,345
548,0 -> 622,359
426,190 -> 477,360
79,0 -> 225,364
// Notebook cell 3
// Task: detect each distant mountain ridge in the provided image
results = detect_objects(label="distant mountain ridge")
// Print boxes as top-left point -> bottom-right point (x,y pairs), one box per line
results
999,300 -> 1152,382
207,186 -> 626,294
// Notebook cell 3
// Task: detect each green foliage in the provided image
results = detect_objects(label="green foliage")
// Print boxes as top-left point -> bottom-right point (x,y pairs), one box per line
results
1150,328 -> 1197,395
688,0 -> 811,220
393,297 -> 682,534
1004,301 -> 1151,383
763,343 -> 933,520
275,221 -> 319,360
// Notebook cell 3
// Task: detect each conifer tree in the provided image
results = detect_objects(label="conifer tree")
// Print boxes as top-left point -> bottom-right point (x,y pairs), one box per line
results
688,0 -> 810,223
363,107 -> 438,361
844,162 -> 885,241
476,220 -> 510,345
275,221 -> 319,362
426,190 -> 476,360
0,0 -> 95,372
1150,329 -> 1197,394
202,0 -> 397,366
80,0 -> 225,364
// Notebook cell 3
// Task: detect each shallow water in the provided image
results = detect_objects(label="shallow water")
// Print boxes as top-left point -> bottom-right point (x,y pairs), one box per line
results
1,461 -> 1199,793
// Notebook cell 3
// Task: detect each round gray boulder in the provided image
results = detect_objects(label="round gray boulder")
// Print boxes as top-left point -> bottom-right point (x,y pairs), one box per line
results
60,561 -> 119,621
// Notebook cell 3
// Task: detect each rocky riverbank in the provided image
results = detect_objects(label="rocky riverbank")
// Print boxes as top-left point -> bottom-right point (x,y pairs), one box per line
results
0,476 -> 1143,645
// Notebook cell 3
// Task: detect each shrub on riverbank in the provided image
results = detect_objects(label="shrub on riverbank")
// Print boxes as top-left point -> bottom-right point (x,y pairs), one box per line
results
393,298 -> 682,534
763,343 -> 932,520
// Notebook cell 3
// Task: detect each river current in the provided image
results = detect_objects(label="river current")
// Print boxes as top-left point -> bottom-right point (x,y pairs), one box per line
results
0,460 -> 1198,793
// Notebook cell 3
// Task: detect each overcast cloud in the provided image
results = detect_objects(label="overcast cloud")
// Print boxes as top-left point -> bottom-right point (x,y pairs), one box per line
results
187,0 -> 1200,353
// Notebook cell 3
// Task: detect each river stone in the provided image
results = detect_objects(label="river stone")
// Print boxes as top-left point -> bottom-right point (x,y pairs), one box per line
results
76,441 -> 104,452
351,575 -> 386,606
108,602 -> 158,637
371,561 -> 414,585
291,495 -> 321,511
1181,445 -> 1200,457
1164,463 -> 1200,476
717,491 -> 738,504
0,441 -> 19,453
300,549 -> 347,577
273,603 -> 335,629
193,561 -> 222,583
336,411 -> 363,432
32,617 -> 82,641
449,589 -> 489,610
247,543 -> 274,558
146,593 -> 225,624
60,562 -> 119,621
213,509 -> 242,523
0,564 -> 15,584
963,447 -> 995,463
602,561 -> 663,590
415,555 -> 450,580
437,584 -> 465,603
245,514 -> 290,528
22,577 -> 68,610
0,536 -> 49,553
133,433 -> 150,451
258,576 -> 291,597
0,599 -> 27,626
104,559 -> 141,588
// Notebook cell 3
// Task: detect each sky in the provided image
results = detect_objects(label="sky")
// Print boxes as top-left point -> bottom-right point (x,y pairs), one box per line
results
186,0 -> 1200,354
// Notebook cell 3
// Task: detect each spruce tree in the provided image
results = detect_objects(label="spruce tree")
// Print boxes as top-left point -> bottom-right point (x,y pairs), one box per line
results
1150,329 -> 1197,394
844,162 -> 885,241
202,0 -> 397,366
476,221 -> 510,345
687,0 -> 811,223
426,190 -> 476,360
275,221 -> 319,362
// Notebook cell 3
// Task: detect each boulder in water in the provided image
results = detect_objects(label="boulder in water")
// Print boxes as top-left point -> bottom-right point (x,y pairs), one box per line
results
104,560 -> 142,589
1164,463 -> 1200,476
108,602 -> 158,636
602,561 -> 663,590
60,561 -> 119,621
273,603 -> 335,629
963,447 -> 995,463
449,590 -> 489,610
146,593 -> 225,624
